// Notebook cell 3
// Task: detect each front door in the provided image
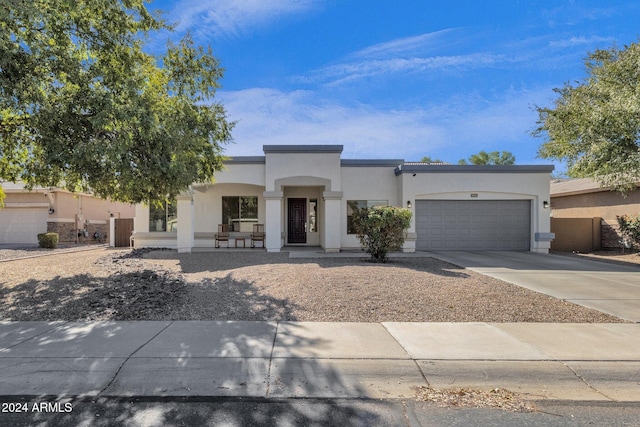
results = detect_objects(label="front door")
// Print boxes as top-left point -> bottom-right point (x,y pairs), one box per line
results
288,198 -> 307,244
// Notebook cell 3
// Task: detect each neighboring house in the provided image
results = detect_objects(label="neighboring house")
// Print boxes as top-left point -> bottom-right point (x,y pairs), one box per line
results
0,182 -> 135,245
133,145 -> 555,253
550,178 -> 640,250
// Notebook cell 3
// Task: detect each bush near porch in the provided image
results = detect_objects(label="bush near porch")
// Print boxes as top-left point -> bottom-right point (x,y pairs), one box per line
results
617,214 -> 640,249
350,205 -> 412,262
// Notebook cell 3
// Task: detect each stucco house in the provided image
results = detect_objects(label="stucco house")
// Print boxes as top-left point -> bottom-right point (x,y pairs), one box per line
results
0,182 -> 135,245
133,145 -> 555,253
550,178 -> 640,250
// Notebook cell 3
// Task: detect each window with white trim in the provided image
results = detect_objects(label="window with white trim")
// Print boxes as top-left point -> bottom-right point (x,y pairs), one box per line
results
222,196 -> 258,229
346,200 -> 388,234
149,199 -> 177,232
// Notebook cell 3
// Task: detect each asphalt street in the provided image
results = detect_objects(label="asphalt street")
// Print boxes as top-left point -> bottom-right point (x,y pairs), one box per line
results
1,397 -> 640,427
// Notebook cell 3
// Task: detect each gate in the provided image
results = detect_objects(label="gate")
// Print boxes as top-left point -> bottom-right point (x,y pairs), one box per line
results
114,218 -> 134,247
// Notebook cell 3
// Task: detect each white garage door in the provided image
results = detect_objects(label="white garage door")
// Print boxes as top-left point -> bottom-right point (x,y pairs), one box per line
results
416,200 -> 531,251
0,208 -> 49,245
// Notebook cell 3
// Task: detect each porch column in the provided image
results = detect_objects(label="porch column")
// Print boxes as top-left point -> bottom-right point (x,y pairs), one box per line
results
132,204 -> 150,249
134,204 -> 150,233
176,192 -> 194,253
323,191 -> 343,253
264,191 -> 283,252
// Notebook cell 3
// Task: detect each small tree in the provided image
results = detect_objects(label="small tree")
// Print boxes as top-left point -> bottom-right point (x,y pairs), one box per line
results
617,214 -> 640,250
420,156 -> 445,163
351,205 -> 412,263
458,151 -> 516,165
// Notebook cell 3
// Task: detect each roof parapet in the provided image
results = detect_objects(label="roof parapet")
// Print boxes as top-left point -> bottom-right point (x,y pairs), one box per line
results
263,145 -> 343,154
341,159 -> 404,167
395,164 -> 555,176
224,156 -> 266,164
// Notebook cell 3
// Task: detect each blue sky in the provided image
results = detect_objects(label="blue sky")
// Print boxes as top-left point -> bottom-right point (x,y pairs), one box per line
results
150,0 -> 639,170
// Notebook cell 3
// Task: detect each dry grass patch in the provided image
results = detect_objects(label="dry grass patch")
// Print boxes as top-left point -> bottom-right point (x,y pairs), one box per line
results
414,386 -> 537,412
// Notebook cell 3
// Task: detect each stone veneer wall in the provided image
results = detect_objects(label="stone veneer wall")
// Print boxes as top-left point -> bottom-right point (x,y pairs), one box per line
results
47,222 -> 108,244
47,222 -> 76,243
601,219 -> 622,249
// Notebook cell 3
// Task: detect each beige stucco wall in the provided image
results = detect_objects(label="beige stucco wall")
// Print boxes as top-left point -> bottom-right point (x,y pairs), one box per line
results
49,192 -> 134,222
551,189 -> 640,249
3,192 -> 47,204
4,188 -> 134,222
266,152 -> 341,191
214,163 -> 266,187
340,166 -> 400,248
2,185 -> 134,244
194,183 -> 266,233
551,190 -> 640,222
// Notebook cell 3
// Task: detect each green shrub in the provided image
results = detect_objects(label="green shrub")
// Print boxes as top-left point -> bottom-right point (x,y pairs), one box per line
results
350,204 -> 412,262
37,232 -> 59,249
617,214 -> 640,249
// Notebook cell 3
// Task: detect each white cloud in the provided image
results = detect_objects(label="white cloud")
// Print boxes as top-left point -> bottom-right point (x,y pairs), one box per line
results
218,88 -> 446,159
301,53 -> 506,86
549,36 -> 615,48
170,0 -> 321,38
349,29 -> 457,59
217,86 -> 550,163
295,27 -> 621,86
293,29 -> 523,86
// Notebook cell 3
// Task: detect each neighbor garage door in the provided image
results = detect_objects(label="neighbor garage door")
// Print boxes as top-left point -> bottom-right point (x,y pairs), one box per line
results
415,200 -> 531,251
0,208 -> 48,245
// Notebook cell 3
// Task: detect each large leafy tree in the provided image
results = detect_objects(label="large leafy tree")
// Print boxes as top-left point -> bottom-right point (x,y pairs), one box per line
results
533,42 -> 640,193
458,150 -> 515,165
0,0 -> 233,203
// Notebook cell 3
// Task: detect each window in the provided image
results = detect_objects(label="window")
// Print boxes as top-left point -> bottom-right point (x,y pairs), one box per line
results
347,200 -> 388,234
222,196 -> 258,228
149,199 -> 177,232
309,199 -> 318,232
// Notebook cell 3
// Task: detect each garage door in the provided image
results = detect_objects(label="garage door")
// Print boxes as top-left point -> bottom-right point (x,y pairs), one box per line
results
416,200 -> 531,251
0,208 -> 49,245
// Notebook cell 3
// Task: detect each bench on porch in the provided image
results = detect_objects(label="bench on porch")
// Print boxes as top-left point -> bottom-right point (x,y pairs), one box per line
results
251,224 -> 265,248
214,224 -> 230,248
209,224 -> 258,248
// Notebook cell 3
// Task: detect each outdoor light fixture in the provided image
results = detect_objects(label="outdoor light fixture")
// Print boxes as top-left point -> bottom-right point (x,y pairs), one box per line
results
407,200 -> 412,208
543,200 -> 550,209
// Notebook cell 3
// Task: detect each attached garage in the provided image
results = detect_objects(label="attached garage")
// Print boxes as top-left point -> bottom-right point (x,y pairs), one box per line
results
0,207 -> 48,245
415,200 -> 531,251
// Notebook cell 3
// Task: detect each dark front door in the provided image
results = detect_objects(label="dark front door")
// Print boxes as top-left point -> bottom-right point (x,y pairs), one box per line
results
288,198 -> 307,244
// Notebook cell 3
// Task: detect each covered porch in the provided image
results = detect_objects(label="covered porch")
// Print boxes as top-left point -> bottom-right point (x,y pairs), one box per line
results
164,178 -> 343,253
263,176 -> 343,253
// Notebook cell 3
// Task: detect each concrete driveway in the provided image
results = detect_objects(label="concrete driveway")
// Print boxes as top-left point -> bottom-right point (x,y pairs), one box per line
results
427,251 -> 640,323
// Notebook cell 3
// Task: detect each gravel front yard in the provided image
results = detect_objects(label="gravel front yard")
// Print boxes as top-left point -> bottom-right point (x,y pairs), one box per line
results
0,248 -> 625,322
555,249 -> 640,266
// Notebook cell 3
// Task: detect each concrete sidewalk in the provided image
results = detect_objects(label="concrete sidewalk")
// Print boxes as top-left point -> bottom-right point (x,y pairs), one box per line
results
1,321 -> 638,402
